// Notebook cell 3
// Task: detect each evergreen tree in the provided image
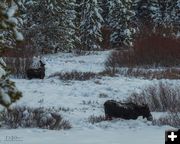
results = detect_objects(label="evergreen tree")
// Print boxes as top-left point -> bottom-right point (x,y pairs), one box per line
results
0,0 -> 22,108
21,0 -> 76,54
107,0 -> 135,48
0,0 -> 23,52
136,0 -> 180,36
79,0 -> 104,50
74,0 -> 83,51
99,0 -> 109,26
63,0 -> 77,52
135,0 -> 152,25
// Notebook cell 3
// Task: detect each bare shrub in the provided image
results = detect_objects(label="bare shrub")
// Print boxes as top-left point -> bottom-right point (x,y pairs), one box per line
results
133,35 -> 180,66
88,115 -> 106,124
99,93 -> 108,98
4,57 -> 32,78
105,50 -> 134,75
0,106 -> 71,130
127,81 -> 180,112
49,71 -> 98,81
153,112 -> 180,128
105,34 -> 180,72
116,68 -> 180,79
82,100 -> 100,108
2,40 -> 36,78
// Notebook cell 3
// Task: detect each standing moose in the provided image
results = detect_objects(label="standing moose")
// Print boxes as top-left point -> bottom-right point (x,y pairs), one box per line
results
26,57 -> 45,79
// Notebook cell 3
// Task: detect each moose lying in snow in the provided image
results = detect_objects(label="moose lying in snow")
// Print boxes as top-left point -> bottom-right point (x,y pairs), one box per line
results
104,100 -> 152,121
26,60 -> 45,79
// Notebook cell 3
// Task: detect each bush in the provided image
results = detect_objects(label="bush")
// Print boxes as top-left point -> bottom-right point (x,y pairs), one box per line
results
105,35 -> 180,71
153,112 -> 180,128
0,106 -> 71,130
4,57 -> 32,78
49,71 -> 98,81
127,81 -> 180,112
133,34 -> 180,66
105,50 -> 134,69
127,81 -> 180,128
116,68 -> 180,79
88,115 -> 106,124
2,39 -> 36,78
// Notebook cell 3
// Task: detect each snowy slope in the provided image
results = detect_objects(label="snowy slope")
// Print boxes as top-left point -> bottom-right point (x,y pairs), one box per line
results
0,51 -> 176,144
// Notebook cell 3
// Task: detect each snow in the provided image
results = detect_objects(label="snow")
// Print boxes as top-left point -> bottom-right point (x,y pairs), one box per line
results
30,56 -> 42,69
0,58 -> 6,67
0,125 -> 172,144
0,67 -> 6,78
7,17 -> 18,25
6,5 -> 17,18
1,51 -> 177,144
44,51 -> 110,76
0,58 -> 6,78
14,29 -> 24,41
124,28 -> 132,37
1,90 -> 11,105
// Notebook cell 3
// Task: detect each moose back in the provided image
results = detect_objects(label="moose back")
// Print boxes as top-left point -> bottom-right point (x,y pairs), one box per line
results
104,100 -> 152,121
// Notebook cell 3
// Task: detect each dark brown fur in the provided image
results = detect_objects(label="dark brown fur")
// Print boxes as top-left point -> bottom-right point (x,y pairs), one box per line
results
104,100 -> 152,121
26,61 -> 45,79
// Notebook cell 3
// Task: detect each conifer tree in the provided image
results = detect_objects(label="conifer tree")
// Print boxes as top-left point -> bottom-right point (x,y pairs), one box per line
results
136,0 -> 180,36
107,0 -> 135,48
79,0 -> 104,50
21,0 -> 76,53
0,0 -> 22,108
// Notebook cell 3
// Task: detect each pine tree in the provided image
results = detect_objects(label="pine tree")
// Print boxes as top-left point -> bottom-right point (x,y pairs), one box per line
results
148,0 -> 173,25
107,0 -> 135,48
136,0 -> 180,36
74,0 -> 83,51
21,0 -> 76,53
135,0 -> 152,25
79,0 -> 104,50
0,0 -> 22,108
63,0 -> 77,52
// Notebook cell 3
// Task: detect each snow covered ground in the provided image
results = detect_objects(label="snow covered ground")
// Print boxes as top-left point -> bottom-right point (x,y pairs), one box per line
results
0,51 -> 177,144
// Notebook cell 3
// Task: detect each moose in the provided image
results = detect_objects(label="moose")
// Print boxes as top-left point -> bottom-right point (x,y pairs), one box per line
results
26,60 -> 45,79
104,100 -> 152,121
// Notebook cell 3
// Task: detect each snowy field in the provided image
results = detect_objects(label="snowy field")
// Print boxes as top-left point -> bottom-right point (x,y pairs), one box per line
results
0,51 -> 177,144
